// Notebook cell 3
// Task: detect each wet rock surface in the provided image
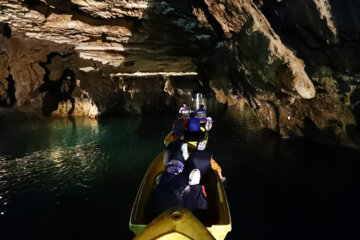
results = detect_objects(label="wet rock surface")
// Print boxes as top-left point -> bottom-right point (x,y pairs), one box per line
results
0,0 -> 360,147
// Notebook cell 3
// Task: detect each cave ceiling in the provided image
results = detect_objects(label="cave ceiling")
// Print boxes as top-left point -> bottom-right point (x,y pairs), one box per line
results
0,0 -> 214,72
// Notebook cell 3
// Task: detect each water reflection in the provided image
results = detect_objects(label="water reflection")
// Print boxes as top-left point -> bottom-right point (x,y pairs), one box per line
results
48,117 -> 99,133
0,113 -> 359,240
0,114 -> 170,240
0,142 -> 107,215
0,117 -> 99,157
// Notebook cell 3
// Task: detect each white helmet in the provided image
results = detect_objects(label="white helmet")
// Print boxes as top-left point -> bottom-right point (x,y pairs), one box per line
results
197,141 -> 206,151
189,169 -> 201,185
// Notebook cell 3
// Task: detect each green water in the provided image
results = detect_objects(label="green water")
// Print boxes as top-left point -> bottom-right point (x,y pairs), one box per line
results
1,111 -> 359,240
0,114 -> 173,239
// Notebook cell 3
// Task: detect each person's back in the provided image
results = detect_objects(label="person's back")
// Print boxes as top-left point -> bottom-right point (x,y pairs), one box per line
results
195,105 -> 207,117
183,169 -> 208,212
163,132 -> 189,166
184,141 -> 226,181
195,105 -> 207,124
164,139 -> 186,165
179,103 -> 190,118
172,114 -> 186,134
184,149 -> 212,178
153,166 -> 188,216
188,112 -> 200,132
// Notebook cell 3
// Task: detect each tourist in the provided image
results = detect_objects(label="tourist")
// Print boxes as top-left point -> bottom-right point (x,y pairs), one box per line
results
182,169 -> 208,212
152,160 -> 188,216
178,103 -> 190,117
172,113 -> 187,134
188,112 -> 201,132
163,131 -> 189,166
195,104 -> 206,118
184,141 -> 226,181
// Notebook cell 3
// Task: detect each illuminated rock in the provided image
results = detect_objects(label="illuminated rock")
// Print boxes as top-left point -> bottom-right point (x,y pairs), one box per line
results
0,0 -> 359,147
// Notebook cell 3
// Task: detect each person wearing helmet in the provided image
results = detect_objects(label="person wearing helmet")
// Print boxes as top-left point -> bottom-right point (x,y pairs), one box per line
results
152,160 -> 188,217
178,103 -> 190,118
163,131 -> 189,167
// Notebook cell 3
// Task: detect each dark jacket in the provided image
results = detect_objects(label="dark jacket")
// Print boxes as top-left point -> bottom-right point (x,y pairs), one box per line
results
183,184 -> 208,212
167,139 -> 185,163
173,118 -> 186,134
153,172 -> 188,216
184,150 -> 212,178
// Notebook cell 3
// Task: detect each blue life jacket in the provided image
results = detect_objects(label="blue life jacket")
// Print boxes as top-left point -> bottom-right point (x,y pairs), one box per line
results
188,118 -> 200,132
167,140 -> 185,163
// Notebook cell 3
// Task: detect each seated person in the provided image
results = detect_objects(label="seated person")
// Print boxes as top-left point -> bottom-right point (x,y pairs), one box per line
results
196,103 -> 206,116
172,113 -> 187,134
152,160 -> 188,217
184,141 -> 226,181
182,169 -> 208,212
163,131 -> 189,166
195,105 -> 208,124
178,103 -> 190,118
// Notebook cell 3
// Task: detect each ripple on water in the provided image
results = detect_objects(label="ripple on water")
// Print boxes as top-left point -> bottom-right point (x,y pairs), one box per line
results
0,142 -> 108,214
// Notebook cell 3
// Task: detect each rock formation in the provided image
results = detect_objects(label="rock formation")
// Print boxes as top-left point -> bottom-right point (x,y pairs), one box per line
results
0,0 -> 359,147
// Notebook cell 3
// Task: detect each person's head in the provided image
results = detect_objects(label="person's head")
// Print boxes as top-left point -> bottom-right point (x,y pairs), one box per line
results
197,141 -> 206,151
200,104 -> 205,109
189,169 -> 201,185
166,160 -> 184,175
190,112 -> 195,118
182,103 -> 187,107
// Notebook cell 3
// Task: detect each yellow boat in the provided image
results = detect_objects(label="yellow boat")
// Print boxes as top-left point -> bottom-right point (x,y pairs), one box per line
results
129,152 -> 231,240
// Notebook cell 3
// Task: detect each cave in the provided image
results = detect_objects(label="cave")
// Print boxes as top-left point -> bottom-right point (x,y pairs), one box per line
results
1,1 -> 360,239
0,0 -> 358,147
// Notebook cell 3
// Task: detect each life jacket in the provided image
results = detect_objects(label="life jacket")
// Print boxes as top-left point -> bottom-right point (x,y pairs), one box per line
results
181,118 -> 188,126
188,118 -> 200,132
153,172 -> 188,215
182,184 -> 208,212
167,140 -> 185,163
158,172 -> 188,194
184,150 -> 212,177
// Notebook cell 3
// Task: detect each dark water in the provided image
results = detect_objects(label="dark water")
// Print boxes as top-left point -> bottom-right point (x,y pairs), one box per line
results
0,110 -> 359,240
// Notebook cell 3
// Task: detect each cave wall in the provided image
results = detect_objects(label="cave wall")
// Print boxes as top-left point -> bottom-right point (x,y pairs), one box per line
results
0,0 -> 211,117
191,0 -> 360,147
1,0 -> 360,147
